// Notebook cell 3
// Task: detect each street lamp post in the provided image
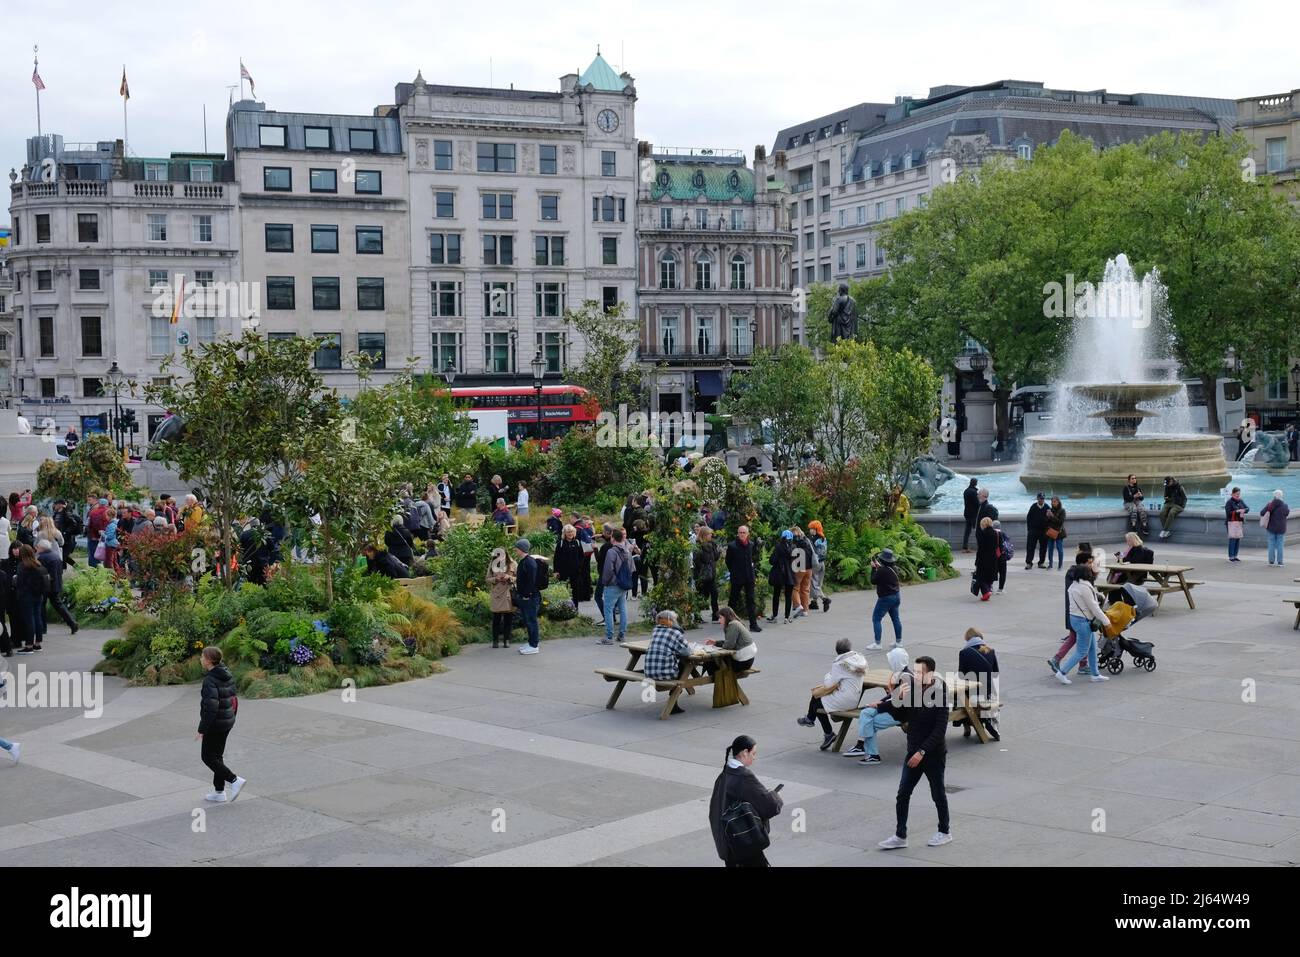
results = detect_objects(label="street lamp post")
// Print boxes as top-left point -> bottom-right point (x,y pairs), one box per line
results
442,357 -> 457,386
530,350 -> 545,440
749,317 -> 758,354
1291,363 -> 1300,414
105,361 -> 125,454
509,328 -> 518,385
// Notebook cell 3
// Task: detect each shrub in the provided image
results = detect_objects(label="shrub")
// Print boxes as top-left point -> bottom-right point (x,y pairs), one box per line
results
386,587 -> 465,658
538,426 -> 657,507
147,627 -> 188,668
442,590 -> 492,627
431,521 -> 510,597
218,624 -> 268,665
525,529 -> 557,556
263,561 -> 328,613
64,566 -> 133,623
545,598 -> 577,621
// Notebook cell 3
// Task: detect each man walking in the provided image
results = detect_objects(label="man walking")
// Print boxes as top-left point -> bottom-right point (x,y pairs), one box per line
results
725,525 -> 763,633
870,548 -> 902,649
878,655 -> 951,849
599,528 -> 634,646
1025,492 -> 1049,569
53,499 -> 82,568
197,646 -> 245,803
961,479 -> 979,553
37,540 -> 79,634
514,538 -> 543,655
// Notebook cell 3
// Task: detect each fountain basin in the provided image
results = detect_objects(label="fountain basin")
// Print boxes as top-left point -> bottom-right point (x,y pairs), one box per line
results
1019,435 -> 1230,495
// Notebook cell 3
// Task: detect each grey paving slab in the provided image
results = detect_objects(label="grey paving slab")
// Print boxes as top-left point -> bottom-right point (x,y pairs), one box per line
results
308,729 -> 498,770
274,772 -> 487,824
507,769 -> 708,826
209,824 -> 469,867
0,828 -> 197,867
1125,804 -> 1300,864
1213,771 -> 1300,817
0,765 -> 134,827
974,783 -> 1201,837
400,750 -> 604,794
116,798 -> 352,862
1078,756 -> 1275,803
372,798 -> 579,856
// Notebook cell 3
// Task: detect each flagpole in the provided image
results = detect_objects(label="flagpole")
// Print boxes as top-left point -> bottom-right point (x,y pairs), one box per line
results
203,103 -> 208,152
122,64 -> 129,156
34,46 -> 42,139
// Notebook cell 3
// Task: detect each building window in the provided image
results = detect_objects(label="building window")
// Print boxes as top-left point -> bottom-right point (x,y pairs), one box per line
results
77,213 -> 99,243
435,191 -> 455,218
266,277 -> 296,310
429,232 -> 462,264
875,202 -> 884,221
314,332 -> 342,370
917,193 -> 928,208
311,225 -> 339,253
594,196 -> 625,222
482,193 -> 514,220
82,377 -> 103,398
348,128 -> 377,152
537,331 -> 564,373
355,226 -> 384,254
35,214 -> 52,243
81,316 -> 102,356
696,208 -> 708,229
190,162 -> 214,182
432,331 -> 461,371
77,269 -> 99,291
357,332 -> 386,369
149,269 -> 169,293
39,316 -> 55,356
821,229 -> 830,249
838,209 -> 846,228
539,195 -> 559,221
875,244 -> 885,267
196,316 -> 216,345
730,315 -> 751,355
603,286 -> 619,312
534,235 -> 565,266
431,280 -> 463,317
660,315 -> 678,355
41,377 -> 57,398
820,195 -> 830,213
356,278 -> 385,310
601,150 -> 616,176
821,263 -> 831,282
660,208 -> 673,229
263,167 -> 291,191
1265,137 -> 1287,174
535,281 -> 567,318
695,253 -> 712,289
896,197 -> 905,216
484,332 -> 512,372
313,278 -> 341,310
304,126 -> 331,150
310,168 -> 338,193
355,170 -> 381,194
659,254 -> 677,289
696,314 -> 714,354
37,270 -> 53,290
804,230 -> 814,251
477,142 -> 517,172
145,162 -> 168,182
482,234 -> 514,266
856,243 -> 866,268
837,247 -> 846,272
732,209 -> 743,230
434,140 -> 453,170
730,254 -> 747,290
147,213 -> 168,241
482,281 -> 516,317
602,236 -> 617,265
192,214 -> 213,243
539,144 -> 557,175
147,316 -> 171,356
259,125 -> 287,148
856,205 -> 866,225
265,223 -> 294,252
1266,377 -> 1289,401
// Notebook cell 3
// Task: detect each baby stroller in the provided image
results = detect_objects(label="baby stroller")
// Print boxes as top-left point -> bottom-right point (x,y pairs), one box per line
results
1098,582 -> 1157,674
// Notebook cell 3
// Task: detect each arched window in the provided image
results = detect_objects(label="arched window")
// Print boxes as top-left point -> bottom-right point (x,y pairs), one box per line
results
694,252 -> 712,290
659,253 -> 677,290
730,253 -> 747,290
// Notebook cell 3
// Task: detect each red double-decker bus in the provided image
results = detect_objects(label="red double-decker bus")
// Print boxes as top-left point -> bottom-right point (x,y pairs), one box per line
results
449,385 -> 597,442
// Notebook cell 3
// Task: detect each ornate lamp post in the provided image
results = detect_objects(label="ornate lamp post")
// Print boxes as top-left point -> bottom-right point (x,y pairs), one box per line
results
442,357 -> 457,386
530,350 -> 546,439
105,361 -> 125,454
1291,362 -> 1300,414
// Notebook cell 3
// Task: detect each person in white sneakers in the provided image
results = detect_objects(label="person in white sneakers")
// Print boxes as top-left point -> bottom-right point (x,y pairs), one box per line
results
797,638 -> 867,750
879,655 -> 951,850
0,735 -> 18,763
197,646 -> 246,802
1056,561 -> 1110,685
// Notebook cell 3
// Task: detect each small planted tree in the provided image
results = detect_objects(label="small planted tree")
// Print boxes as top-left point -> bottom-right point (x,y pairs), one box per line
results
36,433 -> 136,503
721,344 -> 820,481
564,299 -> 642,414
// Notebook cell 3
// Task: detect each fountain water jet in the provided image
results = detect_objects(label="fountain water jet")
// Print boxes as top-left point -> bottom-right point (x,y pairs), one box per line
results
1019,255 -> 1230,494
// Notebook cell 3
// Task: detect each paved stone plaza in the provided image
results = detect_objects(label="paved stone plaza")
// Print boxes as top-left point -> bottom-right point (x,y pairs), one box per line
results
2,542 -> 1299,867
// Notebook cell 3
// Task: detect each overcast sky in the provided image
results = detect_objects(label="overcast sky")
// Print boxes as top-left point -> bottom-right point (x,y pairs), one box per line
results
4,0 -> 1295,226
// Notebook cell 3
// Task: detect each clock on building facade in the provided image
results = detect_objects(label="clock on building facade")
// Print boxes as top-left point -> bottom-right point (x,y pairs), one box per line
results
597,109 -> 619,132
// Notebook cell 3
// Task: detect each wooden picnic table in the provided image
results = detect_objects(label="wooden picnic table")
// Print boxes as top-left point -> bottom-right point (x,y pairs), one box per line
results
826,670 -> 993,750
1099,563 -> 1202,610
595,638 -> 757,720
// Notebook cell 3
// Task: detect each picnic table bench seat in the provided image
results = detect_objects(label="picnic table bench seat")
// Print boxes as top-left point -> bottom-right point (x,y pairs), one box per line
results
1287,599 -> 1300,630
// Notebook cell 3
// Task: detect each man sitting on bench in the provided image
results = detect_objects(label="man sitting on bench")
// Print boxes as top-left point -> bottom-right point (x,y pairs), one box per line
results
644,609 -> 692,715
845,647 -> 912,765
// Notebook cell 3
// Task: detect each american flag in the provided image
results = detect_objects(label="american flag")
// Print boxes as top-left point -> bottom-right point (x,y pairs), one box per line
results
240,60 -> 255,96
32,66 -> 45,91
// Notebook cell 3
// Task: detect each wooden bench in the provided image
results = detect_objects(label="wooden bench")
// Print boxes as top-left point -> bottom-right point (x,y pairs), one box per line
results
949,699 -> 1002,738
1097,580 -> 1205,608
1287,599 -> 1300,630
397,575 -> 433,590
596,655 -> 759,720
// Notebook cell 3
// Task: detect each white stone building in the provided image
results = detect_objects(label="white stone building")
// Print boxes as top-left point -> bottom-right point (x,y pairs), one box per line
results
226,102 -> 410,390
392,53 -> 637,383
6,135 -> 239,445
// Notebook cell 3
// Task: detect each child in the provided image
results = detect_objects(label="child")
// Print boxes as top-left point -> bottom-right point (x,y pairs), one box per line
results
197,646 -> 245,803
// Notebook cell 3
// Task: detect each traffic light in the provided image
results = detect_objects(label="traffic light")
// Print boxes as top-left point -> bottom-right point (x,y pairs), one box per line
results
120,408 -> 138,433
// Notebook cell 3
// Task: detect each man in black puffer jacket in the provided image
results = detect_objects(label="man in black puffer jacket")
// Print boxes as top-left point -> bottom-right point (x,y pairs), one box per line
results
197,647 -> 245,803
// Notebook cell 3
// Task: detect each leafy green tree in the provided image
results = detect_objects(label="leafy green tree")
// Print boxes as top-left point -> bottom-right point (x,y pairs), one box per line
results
564,299 -> 642,414
721,344 -> 820,480
35,433 -> 135,503
349,370 -> 473,486
868,346 -> 944,493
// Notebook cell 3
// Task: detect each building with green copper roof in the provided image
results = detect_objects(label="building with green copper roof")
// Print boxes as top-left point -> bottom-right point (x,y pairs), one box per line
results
578,52 -> 632,93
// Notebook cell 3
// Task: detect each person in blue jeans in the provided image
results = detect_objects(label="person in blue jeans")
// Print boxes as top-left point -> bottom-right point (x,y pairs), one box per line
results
1055,564 -> 1110,685
870,549 -> 902,649
512,539 -> 543,656
1261,490 -> 1290,567
600,528 -> 633,645
845,647 -> 910,763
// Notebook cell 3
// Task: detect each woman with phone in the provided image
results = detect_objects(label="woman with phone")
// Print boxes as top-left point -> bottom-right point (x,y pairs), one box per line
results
709,734 -> 784,867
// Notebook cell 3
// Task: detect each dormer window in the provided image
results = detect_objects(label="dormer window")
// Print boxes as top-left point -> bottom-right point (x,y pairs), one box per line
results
692,170 -> 706,190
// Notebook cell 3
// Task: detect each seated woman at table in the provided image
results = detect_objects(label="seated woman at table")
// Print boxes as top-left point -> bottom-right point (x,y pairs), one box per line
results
645,610 -> 692,715
797,638 -> 868,752
957,627 -> 1000,741
1108,532 -> 1153,585
704,605 -> 757,673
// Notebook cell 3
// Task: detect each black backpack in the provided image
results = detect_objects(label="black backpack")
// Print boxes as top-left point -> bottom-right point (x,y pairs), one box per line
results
720,776 -> 770,856
533,555 -> 551,587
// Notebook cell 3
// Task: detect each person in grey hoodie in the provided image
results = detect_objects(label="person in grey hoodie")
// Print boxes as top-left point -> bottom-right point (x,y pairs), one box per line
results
797,638 -> 868,750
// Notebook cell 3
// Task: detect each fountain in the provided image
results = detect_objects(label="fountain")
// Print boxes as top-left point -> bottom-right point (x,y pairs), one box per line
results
1019,255 -> 1230,495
